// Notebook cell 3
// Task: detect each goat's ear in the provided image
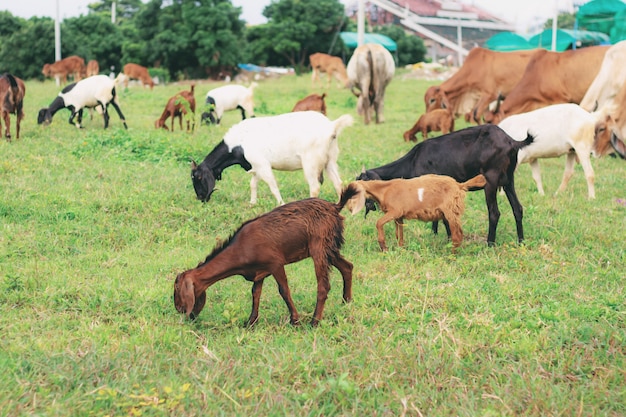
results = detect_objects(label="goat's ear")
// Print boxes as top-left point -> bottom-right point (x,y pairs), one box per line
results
175,274 -> 196,319
347,188 -> 366,215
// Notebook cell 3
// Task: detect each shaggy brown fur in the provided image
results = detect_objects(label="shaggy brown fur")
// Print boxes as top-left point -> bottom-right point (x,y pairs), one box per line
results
174,186 -> 358,327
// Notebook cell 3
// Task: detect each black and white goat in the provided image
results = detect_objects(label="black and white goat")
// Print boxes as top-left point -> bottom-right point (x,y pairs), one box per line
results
192,111 -> 353,205
200,82 -> 257,125
358,124 -> 534,246
38,74 -> 127,129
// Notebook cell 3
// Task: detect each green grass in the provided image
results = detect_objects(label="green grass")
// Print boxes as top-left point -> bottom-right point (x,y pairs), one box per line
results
1,72 -> 624,416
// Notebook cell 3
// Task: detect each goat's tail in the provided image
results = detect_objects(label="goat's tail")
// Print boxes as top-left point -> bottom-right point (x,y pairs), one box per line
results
460,174 -> 487,191
512,132 -> 535,150
336,183 -> 359,212
248,81 -> 259,91
332,114 -> 354,137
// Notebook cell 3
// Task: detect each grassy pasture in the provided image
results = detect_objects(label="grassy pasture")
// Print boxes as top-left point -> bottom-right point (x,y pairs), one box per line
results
1,70 -> 625,416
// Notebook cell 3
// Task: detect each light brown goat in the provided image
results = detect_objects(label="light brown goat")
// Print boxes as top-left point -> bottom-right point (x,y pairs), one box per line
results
85,60 -> 99,77
403,108 -> 454,142
155,84 -> 196,131
122,63 -> 154,89
347,174 -> 486,251
292,93 -> 326,115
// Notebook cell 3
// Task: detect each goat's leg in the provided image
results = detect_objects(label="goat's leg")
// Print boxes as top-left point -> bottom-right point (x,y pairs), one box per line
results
272,266 -> 300,325
528,159 -> 545,195
395,218 -> 405,246
310,257 -> 331,326
2,112 -> 9,140
246,276 -> 268,327
256,166 -> 285,205
484,181 -> 502,246
324,159 -> 343,198
331,255 -> 353,303
375,213 -> 395,251
576,150 -> 595,199
303,165 -> 322,198
249,175 -> 259,205
109,100 -> 128,129
502,179 -> 525,245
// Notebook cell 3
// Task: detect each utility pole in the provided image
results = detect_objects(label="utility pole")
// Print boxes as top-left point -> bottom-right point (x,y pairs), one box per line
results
55,0 -> 61,86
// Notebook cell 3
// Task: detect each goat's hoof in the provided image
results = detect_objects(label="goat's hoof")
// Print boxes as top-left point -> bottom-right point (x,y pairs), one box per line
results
290,318 -> 301,326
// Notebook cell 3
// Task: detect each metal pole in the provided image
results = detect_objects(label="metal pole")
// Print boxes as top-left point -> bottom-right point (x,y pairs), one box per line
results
55,0 -> 61,86
357,0 -> 365,46
551,0 -> 558,51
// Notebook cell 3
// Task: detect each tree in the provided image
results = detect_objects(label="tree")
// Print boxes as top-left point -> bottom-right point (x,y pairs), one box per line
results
62,14 -> 123,73
545,12 -> 577,29
87,0 -> 144,22
374,25 -> 427,66
0,17 -> 55,79
260,0 -> 347,72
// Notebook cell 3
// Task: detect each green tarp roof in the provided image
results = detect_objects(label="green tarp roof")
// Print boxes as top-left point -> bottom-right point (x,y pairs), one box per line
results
577,0 -> 626,43
339,32 -> 397,52
528,29 -> 610,51
484,32 -> 534,51
485,29 -> 609,52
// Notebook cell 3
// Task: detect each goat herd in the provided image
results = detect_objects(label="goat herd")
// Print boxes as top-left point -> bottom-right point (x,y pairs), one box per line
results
2,41 -> 624,328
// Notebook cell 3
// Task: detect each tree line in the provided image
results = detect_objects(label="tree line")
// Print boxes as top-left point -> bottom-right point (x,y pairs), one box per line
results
0,0 -> 427,81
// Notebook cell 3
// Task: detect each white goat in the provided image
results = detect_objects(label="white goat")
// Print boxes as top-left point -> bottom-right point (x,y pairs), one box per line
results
191,111 -> 354,205
498,103 -> 604,199
37,74 -> 127,129
201,82 -> 257,125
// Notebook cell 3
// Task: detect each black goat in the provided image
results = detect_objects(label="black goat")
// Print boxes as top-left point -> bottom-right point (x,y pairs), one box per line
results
357,124 -> 534,246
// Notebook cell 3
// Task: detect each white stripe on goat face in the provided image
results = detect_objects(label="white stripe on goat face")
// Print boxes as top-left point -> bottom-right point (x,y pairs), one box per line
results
417,187 -> 425,202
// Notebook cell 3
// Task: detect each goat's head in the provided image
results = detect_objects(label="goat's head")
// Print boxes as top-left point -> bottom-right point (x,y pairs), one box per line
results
191,160 -> 217,202
173,272 -> 206,320
37,108 -> 52,125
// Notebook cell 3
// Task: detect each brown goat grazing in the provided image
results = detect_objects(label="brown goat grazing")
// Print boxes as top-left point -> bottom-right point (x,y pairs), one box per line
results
403,109 -> 454,142
86,60 -> 99,77
155,84 -> 196,131
122,63 -> 154,89
347,174 -> 486,251
292,93 -> 327,115
173,186 -> 358,327
42,55 -> 85,84
0,73 -> 26,141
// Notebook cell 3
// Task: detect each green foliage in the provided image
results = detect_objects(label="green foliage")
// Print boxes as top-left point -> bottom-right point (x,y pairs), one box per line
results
374,24 -> 427,66
259,0 -> 347,72
0,17 -> 55,78
545,12 -> 577,29
1,73 -> 625,416
62,14 -> 123,71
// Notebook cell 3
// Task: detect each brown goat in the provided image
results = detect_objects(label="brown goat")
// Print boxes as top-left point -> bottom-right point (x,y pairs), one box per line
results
85,60 -> 99,77
292,93 -> 327,115
173,186 -> 358,327
403,108 -> 454,142
42,55 -> 85,84
0,73 -> 26,141
122,63 -> 154,89
155,84 -> 196,131
347,174 -> 486,251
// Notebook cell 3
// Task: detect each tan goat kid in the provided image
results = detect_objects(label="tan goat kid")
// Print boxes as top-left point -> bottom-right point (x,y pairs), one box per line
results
347,174 -> 486,251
